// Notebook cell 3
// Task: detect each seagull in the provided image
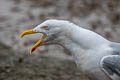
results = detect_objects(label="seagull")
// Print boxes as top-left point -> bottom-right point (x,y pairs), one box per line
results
20,20 -> 120,80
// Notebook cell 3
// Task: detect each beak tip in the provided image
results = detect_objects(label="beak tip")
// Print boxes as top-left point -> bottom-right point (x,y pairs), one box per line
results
30,47 -> 36,55
30,52 -> 32,55
20,34 -> 24,38
30,49 -> 33,55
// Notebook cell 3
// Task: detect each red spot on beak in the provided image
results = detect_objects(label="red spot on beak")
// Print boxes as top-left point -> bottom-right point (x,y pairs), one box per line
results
30,47 -> 36,54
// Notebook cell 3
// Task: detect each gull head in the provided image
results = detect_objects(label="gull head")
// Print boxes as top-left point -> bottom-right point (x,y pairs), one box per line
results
20,20 -> 70,54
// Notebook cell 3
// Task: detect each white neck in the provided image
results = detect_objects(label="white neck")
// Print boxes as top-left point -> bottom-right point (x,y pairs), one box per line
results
56,23 -> 110,55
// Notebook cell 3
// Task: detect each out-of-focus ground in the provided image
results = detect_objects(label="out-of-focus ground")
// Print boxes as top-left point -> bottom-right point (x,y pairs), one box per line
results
0,42 -> 88,80
0,0 -> 120,80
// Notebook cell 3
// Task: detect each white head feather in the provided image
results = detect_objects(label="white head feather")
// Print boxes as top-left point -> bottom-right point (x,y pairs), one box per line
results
33,19 -> 109,50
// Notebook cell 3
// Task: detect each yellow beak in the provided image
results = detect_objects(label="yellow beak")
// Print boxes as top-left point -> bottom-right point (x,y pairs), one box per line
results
20,29 -> 46,54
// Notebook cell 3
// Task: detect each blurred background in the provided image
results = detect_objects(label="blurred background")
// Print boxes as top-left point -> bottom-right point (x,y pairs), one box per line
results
0,0 -> 120,80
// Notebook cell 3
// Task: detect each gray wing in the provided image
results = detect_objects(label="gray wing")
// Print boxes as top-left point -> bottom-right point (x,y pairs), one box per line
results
110,42 -> 120,55
100,55 -> 120,80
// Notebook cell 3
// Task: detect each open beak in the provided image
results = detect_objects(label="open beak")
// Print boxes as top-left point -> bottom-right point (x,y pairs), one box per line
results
20,29 -> 47,54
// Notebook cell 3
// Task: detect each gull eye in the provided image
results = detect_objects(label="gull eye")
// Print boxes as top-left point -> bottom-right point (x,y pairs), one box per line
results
42,26 -> 49,30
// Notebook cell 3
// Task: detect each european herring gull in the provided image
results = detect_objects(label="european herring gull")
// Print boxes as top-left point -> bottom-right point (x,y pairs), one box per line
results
20,20 -> 120,80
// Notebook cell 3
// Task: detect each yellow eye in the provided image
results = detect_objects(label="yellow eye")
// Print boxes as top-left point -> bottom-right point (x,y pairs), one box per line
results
42,26 -> 49,30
